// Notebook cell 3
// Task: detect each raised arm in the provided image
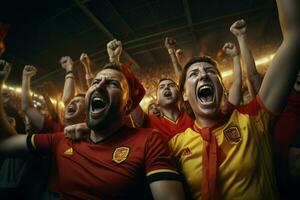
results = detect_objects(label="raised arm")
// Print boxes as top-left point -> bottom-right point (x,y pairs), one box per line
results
175,49 -> 186,67
107,39 -> 122,64
37,82 -> 60,123
231,19 -> 262,97
60,56 -> 75,106
0,66 -> 28,157
165,37 -> 182,78
0,60 -> 11,83
258,0 -> 300,113
21,65 -> 44,131
223,42 -> 242,106
80,53 -> 94,88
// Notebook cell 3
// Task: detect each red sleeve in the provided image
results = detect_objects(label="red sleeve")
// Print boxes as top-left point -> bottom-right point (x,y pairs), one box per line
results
27,132 -> 64,155
143,114 -> 151,128
237,96 -> 280,116
41,115 -> 64,133
285,89 -> 300,113
144,130 -> 181,183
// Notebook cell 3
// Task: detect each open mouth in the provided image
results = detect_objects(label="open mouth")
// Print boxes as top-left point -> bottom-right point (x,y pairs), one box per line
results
197,85 -> 214,104
90,91 -> 108,114
163,90 -> 172,97
67,105 -> 76,114
92,97 -> 106,111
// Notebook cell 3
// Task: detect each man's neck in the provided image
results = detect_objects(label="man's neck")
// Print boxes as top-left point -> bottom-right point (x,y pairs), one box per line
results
90,121 -> 125,143
195,112 -> 224,129
160,104 -> 181,122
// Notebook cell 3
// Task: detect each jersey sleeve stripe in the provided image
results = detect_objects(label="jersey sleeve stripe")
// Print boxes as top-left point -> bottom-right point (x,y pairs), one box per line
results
146,169 -> 179,176
26,134 -> 38,155
147,171 -> 181,184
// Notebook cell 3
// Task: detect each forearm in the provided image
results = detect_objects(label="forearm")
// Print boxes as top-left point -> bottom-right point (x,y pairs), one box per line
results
21,76 -> 34,111
228,55 -> 242,106
168,49 -> 182,78
43,94 -> 59,123
62,73 -> 75,105
21,76 -> 44,130
245,78 -> 256,100
237,35 -> 261,94
83,64 -> 93,88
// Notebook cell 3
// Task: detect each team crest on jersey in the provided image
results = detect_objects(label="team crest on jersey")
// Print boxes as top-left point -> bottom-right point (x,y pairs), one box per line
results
223,126 -> 241,144
112,147 -> 130,164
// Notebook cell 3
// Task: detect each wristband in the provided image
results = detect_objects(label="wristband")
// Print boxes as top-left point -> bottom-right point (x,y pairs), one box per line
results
65,73 -> 75,79
66,70 -> 73,75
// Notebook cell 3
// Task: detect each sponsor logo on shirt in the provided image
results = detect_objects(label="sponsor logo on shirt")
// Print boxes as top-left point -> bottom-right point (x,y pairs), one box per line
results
223,126 -> 241,144
112,147 -> 130,164
64,147 -> 73,155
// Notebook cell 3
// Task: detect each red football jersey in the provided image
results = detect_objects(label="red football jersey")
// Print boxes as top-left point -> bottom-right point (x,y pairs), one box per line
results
144,111 -> 194,141
273,90 -> 300,160
27,126 -> 180,200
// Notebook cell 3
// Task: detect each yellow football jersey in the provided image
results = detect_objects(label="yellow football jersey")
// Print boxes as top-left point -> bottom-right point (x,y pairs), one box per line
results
169,97 -> 278,200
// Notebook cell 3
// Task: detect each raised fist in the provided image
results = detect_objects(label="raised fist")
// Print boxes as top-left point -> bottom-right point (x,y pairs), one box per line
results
23,65 -> 37,78
165,37 -> 176,49
222,42 -> 239,57
230,19 -> 247,37
60,56 -> 74,71
107,39 -> 122,62
80,53 -> 91,67
64,123 -> 90,140
0,60 -> 11,82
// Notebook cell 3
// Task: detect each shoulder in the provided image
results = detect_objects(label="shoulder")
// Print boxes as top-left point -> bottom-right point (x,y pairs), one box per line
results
169,128 -> 196,148
128,126 -> 164,139
236,96 -> 279,116
124,126 -> 168,147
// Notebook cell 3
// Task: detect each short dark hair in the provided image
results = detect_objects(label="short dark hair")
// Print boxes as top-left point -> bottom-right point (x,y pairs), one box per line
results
179,56 -> 220,94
